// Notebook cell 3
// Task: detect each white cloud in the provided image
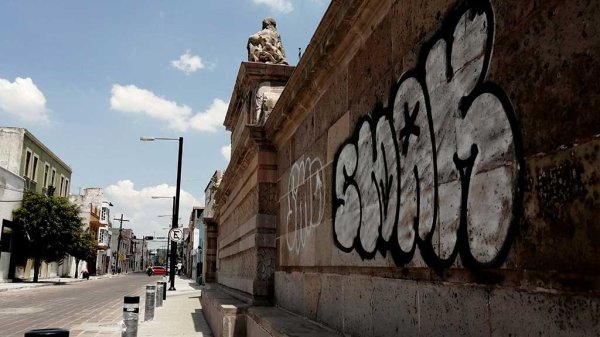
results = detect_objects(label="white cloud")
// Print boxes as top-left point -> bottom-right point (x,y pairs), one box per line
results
252,0 -> 294,13
188,98 -> 228,133
104,180 -> 199,240
110,84 -> 192,131
110,84 -> 228,133
221,144 -> 231,161
0,77 -> 50,124
171,50 -> 205,74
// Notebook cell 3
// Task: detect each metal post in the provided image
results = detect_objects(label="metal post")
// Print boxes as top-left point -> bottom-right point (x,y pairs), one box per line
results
160,281 -> 167,300
24,329 -> 69,336
122,296 -> 139,337
155,282 -> 163,307
140,237 -> 145,270
144,285 -> 156,321
169,137 -> 183,291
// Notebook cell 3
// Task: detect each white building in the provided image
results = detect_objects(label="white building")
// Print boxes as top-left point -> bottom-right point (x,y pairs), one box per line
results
0,167 -> 25,281
70,188 -> 113,276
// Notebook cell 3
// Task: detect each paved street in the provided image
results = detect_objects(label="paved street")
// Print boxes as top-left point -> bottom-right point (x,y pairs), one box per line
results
0,273 -> 163,337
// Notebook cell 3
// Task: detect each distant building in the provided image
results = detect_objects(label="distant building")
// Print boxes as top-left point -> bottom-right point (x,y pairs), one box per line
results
109,228 -> 133,273
70,188 -> 113,276
185,207 -> 204,280
0,127 -> 72,197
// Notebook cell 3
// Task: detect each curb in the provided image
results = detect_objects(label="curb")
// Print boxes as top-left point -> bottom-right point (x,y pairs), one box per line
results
0,273 -> 127,293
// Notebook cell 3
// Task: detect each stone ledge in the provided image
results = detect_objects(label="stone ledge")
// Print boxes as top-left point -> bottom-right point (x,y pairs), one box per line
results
201,285 -> 250,337
247,306 -> 341,337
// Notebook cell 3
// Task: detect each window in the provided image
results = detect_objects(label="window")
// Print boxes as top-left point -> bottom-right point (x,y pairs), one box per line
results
101,207 -> 108,222
59,175 -> 65,196
99,228 -> 106,244
64,178 -> 69,196
51,168 -> 56,187
43,163 -> 50,187
24,150 -> 32,178
32,155 -> 39,181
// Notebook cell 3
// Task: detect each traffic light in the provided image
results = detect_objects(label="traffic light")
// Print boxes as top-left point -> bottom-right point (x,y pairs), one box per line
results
144,236 -> 154,240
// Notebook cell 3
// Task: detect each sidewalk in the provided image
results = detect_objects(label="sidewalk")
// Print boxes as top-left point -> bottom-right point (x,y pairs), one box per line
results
137,276 -> 213,336
0,273 -> 123,292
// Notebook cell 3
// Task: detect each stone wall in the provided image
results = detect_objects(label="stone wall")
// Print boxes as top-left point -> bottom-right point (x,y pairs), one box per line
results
270,0 -> 600,336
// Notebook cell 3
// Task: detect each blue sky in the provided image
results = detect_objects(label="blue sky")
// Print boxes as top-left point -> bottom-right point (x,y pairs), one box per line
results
0,0 -> 329,239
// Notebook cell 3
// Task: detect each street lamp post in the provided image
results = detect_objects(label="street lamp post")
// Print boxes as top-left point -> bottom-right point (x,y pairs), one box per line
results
142,136 -> 183,291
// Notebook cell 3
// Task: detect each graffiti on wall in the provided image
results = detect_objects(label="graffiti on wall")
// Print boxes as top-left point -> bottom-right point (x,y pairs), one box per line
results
332,0 -> 524,270
287,156 -> 325,253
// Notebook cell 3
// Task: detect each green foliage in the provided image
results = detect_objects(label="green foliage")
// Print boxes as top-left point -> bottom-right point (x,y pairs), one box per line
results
70,230 -> 97,263
12,191 -> 83,264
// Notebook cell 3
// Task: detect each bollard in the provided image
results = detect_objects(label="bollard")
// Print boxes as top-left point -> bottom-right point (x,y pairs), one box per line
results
122,296 -> 139,337
144,285 -> 156,321
155,282 -> 163,307
160,281 -> 167,300
24,328 -> 69,336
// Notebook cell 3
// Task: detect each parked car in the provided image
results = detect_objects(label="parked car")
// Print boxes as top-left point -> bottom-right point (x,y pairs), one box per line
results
149,266 -> 168,275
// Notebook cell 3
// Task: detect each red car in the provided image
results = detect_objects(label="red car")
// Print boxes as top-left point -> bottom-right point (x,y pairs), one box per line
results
148,266 -> 168,276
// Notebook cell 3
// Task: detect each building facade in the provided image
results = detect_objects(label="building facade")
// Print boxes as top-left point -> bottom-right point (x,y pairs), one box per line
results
203,1 -> 600,336
0,127 -> 73,280
0,167 -> 24,281
186,206 -> 204,280
70,188 -> 113,275
110,228 -> 133,273
0,127 -> 72,197
202,170 -> 221,284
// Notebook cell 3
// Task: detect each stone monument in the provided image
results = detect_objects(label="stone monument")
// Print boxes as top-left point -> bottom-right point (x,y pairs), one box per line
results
247,17 -> 288,65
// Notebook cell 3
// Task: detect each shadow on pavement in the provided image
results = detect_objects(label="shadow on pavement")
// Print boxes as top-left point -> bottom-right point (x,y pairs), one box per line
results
191,308 -> 212,334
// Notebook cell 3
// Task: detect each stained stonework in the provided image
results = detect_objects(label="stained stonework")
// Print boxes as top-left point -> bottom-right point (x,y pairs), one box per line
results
210,0 -> 600,336
214,61 -> 293,301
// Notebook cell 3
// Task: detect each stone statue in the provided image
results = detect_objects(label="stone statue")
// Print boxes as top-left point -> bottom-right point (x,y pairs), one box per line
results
247,17 -> 288,65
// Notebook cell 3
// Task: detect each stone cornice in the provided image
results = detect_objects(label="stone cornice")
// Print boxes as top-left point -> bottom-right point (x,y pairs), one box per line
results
264,0 -> 392,146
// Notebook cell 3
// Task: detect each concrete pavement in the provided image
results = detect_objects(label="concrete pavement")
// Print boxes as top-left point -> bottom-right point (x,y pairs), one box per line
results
137,276 -> 213,336
0,274 -> 213,337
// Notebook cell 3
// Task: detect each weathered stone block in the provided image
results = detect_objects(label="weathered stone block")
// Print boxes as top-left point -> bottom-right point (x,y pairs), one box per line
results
316,274 -> 344,332
491,0 -> 600,155
348,10 -> 394,128
343,275 -> 374,337
418,282 -> 490,337
314,69 -> 348,140
372,277 -> 419,337
490,287 -> 600,337
516,138 -> 600,276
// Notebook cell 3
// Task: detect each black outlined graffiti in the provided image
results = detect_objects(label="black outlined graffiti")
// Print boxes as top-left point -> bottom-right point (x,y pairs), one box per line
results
332,0 -> 524,271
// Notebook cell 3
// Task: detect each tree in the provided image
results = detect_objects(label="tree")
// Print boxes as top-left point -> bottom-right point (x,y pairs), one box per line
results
70,230 -> 97,278
12,191 -> 83,282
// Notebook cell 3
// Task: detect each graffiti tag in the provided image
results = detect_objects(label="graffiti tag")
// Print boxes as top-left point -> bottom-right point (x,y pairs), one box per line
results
332,1 -> 524,270
287,157 -> 325,253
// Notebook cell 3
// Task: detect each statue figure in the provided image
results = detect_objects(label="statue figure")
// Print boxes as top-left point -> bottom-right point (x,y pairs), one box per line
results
247,17 -> 288,65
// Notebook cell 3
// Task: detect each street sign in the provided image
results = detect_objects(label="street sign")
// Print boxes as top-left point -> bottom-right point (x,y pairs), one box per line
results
169,228 -> 184,242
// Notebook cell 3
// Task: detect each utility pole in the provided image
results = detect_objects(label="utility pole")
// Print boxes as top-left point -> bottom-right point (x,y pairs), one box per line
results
114,214 -> 130,273
141,237 -> 145,270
